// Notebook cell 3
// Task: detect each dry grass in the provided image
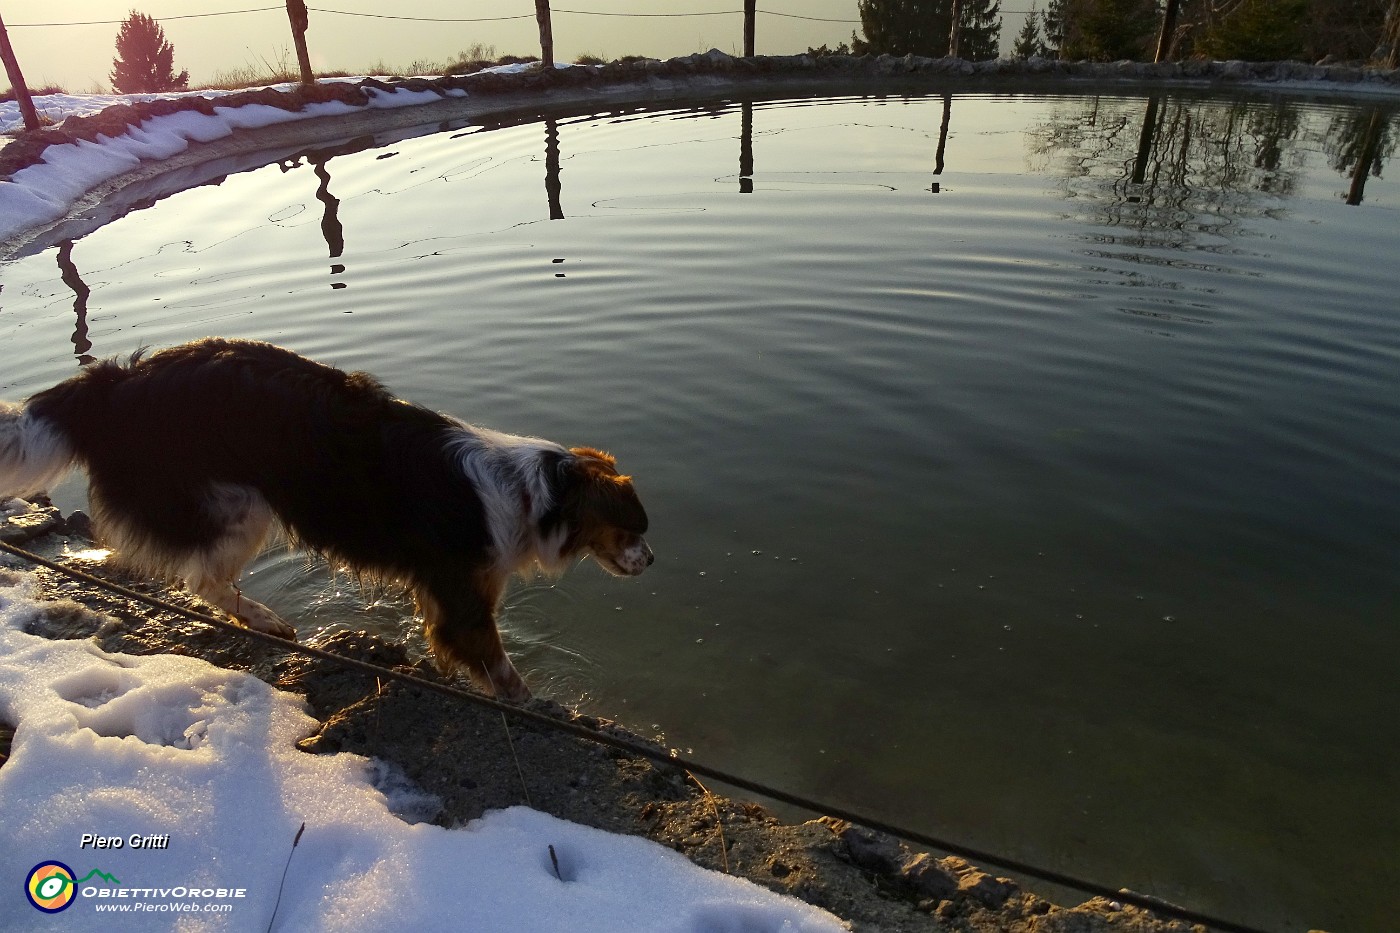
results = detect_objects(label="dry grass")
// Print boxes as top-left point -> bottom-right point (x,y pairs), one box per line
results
2,85 -> 66,101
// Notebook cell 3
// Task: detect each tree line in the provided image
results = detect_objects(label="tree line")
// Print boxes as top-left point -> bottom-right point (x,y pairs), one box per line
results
850,0 -> 1400,64
87,2 -> 1400,96
16,3 -> 1400,102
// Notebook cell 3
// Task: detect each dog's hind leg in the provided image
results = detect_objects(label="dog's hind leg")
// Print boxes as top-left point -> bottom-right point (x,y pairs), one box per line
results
182,485 -> 296,640
417,570 -> 529,701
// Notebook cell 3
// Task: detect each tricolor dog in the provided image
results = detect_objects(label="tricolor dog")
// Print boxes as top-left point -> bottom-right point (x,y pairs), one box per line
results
0,339 -> 653,701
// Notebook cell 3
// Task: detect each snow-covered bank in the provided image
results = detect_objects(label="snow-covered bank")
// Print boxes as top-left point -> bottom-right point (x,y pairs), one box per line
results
0,81 -> 457,247
0,562 -> 844,931
3,52 -> 1397,256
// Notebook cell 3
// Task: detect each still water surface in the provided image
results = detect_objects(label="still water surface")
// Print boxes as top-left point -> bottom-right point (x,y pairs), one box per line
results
2,90 -> 1397,931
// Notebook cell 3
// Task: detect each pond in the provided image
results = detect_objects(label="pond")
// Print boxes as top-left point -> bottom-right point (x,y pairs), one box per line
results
2,87 -> 1397,932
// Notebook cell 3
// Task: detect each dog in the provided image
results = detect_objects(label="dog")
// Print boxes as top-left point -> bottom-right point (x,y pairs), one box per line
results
0,338 -> 652,701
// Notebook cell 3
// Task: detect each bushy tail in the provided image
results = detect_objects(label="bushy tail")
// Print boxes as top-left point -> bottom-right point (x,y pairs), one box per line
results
0,400 -> 75,500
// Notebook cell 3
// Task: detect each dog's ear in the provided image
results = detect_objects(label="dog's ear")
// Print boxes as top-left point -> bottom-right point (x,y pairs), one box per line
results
565,447 -> 647,533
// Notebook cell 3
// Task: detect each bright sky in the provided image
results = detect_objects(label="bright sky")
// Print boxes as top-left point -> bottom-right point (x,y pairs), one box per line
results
4,1 -> 1034,93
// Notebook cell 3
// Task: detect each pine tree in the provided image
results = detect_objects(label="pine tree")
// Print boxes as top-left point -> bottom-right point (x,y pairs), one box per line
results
1197,0 -> 1308,61
1014,3 -> 1047,57
1040,0 -> 1069,57
1061,0 -> 1159,61
111,11 -> 189,94
962,0 -> 1003,59
853,0 -> 1004,61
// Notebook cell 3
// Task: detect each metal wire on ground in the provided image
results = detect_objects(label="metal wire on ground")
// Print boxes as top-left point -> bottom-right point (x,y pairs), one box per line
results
0,538 -> 1268,933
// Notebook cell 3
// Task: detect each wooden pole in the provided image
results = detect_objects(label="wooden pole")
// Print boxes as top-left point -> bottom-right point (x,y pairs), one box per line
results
739,100 -> 753,193
1346,108 -> 1385,206
949,0 -> 964,58
535,0 -> 554,69
545,119 -> 563,219
744,0 -> 756,57
285,0 -> 313,85
0,12 -> 40,131
934,94 -> 951,183
1154,0 -> 1180,62
1382,0 -> 1400,69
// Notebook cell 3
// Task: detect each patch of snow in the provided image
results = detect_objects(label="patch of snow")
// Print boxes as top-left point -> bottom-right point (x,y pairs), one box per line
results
0,84 -> 465,245
0,566 -> 846,931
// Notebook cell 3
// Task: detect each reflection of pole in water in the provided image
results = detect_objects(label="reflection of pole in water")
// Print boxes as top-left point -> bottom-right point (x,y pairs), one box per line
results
1346,107 -> 1385,206
545,119 -> 564,219
56,240 -> 94,363
739,100 -> 754,194
932,94 -> 951,192
309,156 -> 346,286
1129,95 -> 1163,202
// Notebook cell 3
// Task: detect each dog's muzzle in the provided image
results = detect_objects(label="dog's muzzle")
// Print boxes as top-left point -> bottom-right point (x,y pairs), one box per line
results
614,538 -> 654,576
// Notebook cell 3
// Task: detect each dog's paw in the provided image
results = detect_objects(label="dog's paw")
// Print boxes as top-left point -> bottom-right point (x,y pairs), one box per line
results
497,677 -> 532,703
485,659 -> 531,703
235,601 -> 297,640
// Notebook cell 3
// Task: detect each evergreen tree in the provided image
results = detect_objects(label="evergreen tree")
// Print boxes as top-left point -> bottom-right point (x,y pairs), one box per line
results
1197,0 -> 1309,61
854,0 -> 1004,61
111,11 -> 189,94
1040,0 -> 1069,57
961,0 -> 1004,59
1014,3 -> 1047,56
1061,0 -> 1159,61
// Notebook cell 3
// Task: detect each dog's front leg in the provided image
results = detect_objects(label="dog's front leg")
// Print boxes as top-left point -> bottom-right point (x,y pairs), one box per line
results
189,576 -> 297,639
417,571 -> 530,702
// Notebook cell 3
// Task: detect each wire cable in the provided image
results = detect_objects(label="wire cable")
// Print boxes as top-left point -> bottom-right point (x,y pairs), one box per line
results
6,8 -> 285,27
305,8 -> 536,23
7,6 -> 1044,28
0,537 -> 1269,933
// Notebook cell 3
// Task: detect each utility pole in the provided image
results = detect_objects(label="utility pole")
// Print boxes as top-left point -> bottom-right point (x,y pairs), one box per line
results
1155,0 -> 1181,62
535,0 -> 554,69
1381,0 -> 1400,68
0,12 -> 40,131
285,0 -> 313,85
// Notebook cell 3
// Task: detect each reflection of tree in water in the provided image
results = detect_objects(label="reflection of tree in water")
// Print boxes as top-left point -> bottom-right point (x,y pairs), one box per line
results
1323,106 -> 1396,205
1025,95 -> 1312,252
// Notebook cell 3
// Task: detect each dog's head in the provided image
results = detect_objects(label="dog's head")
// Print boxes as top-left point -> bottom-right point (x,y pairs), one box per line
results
559,447 -> 653,576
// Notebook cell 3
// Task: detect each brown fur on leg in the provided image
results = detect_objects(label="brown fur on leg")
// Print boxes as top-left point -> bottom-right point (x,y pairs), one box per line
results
417,570 -> 530,701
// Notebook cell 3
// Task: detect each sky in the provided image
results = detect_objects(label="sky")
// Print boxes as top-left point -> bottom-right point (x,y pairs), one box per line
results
0,555 -> 845,931
3,1 -> 1036,93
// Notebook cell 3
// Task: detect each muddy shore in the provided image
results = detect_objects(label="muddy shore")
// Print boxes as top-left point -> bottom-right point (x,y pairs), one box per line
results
0,503 -> 1218,932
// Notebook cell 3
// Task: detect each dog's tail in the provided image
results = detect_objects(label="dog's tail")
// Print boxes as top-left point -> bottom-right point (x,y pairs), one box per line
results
0,399 -> 76,500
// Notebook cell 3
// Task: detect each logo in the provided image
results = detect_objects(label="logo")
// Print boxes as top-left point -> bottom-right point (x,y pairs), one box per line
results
25,863 -> 122,913
25,861 -> 77,913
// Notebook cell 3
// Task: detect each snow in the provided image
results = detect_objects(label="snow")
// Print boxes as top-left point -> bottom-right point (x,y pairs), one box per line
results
0,82 -> 465,245
0,562 -> 845,931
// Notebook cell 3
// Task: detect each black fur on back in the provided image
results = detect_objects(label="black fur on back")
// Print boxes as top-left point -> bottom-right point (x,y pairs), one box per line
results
27,338 -> 492,582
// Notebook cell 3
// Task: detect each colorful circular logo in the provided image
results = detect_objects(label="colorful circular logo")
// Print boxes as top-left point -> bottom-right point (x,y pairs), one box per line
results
26,861 -> 77,913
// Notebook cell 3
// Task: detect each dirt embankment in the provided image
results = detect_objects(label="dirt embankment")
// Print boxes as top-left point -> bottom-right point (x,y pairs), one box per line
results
0,504 -> 1212,933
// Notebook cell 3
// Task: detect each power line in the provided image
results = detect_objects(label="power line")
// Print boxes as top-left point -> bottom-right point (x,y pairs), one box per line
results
6,7 -> 284,27
0,538 -> 1270,933
6,6 -> 1049,29
306,7 -> 535,23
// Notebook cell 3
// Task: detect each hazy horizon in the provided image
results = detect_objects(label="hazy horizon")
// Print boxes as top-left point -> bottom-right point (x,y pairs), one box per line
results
5,1 -> 1032,93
